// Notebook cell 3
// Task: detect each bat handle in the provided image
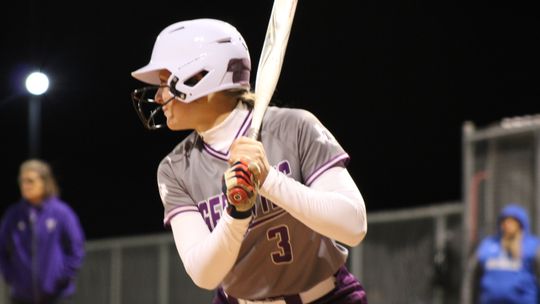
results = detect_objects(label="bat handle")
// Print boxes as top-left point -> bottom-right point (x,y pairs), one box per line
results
246,127 -> 259,140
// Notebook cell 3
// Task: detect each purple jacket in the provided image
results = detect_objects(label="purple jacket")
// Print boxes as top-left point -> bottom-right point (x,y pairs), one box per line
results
0,196 -> 85,303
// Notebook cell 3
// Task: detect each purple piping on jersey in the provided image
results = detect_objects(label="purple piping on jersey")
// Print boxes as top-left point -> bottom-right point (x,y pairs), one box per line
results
202,109 -> 253,161
304,153 -> 350,186
239,109 -> 253,136
202,144 -> 229,160
163,205 -> 200,226
249,209 -> 287,229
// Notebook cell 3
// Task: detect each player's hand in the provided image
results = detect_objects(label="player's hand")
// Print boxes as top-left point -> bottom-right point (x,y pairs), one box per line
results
228,136 -> 270,185
222,160 -> 258,215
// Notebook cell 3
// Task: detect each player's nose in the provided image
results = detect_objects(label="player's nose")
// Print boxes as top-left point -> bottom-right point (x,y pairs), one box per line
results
155,87 -> 165,104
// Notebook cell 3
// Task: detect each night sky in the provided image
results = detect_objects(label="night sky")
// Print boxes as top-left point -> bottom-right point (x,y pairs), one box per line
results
0,1 -> 538,240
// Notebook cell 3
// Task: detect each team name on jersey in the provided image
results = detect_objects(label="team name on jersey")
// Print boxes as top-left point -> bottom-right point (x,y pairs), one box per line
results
485,255 -> 522,271
198,160 -> 292,231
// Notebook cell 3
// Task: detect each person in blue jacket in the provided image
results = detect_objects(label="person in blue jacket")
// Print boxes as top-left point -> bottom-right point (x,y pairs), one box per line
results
0,159 -> 86,304
472,203 -> 540,304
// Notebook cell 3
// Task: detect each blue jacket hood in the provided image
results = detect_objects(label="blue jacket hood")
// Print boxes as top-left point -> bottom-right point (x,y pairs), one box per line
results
498,203 -> 530,234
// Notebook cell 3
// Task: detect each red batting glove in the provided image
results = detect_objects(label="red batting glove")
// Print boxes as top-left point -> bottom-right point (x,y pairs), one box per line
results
222,161 -> 258,215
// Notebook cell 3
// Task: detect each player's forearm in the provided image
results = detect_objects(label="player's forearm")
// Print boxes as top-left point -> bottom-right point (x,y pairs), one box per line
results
260,166 -> 367,246
171,211 -> 250,289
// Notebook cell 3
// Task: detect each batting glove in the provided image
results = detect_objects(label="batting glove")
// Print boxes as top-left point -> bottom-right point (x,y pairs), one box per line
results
222,160 -> 258,218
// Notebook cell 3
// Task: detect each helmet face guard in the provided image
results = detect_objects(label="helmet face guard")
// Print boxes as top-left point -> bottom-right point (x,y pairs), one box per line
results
131,86 -> 175,130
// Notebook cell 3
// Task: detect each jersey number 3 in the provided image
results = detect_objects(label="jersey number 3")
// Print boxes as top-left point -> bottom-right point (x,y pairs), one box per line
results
267,225 -> 293,264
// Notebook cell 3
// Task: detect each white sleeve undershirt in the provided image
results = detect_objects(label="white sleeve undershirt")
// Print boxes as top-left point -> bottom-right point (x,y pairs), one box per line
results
260,166 -> 367,246
170,166 -> 367,289
170,211 -> 251,290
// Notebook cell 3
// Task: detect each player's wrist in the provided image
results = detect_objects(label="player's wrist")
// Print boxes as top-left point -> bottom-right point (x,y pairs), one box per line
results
227,204 -> 253,219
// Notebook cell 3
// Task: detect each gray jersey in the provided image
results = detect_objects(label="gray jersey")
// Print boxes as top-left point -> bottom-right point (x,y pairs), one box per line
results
157,106 -> 350,299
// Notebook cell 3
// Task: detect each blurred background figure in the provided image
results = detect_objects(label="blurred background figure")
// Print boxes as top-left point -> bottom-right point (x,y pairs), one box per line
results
463,203 -> 540,304
0,159 -> 85,304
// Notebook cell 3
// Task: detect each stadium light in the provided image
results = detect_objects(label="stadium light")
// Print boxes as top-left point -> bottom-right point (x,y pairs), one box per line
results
25,72 -> 49,96
25,71 -> 49,157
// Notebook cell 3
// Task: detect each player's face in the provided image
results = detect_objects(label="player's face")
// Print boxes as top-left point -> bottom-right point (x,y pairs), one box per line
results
19,170 -> 46,205
156,70 -> 194,131
501,217 -> 521,238
156,71 -> 175,106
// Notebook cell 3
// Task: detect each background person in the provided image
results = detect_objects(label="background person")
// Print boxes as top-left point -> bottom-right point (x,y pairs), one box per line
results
0,159 -> 86,304
463,203 -> 540,304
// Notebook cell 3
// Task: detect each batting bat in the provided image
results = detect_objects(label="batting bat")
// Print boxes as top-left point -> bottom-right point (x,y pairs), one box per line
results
227,0 -> 298,207
246,0 -> 298,140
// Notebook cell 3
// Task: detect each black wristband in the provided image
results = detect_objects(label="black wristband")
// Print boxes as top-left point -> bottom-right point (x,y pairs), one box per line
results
227,205 -> 253,219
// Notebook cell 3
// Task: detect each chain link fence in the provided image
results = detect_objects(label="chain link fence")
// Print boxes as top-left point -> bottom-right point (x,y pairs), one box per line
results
1,203 -> 463,304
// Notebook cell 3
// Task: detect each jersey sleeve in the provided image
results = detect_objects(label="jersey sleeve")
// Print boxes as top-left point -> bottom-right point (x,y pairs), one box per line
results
58,203 -> 86,282
157,156 -> 200,227
295,110 -> 349,185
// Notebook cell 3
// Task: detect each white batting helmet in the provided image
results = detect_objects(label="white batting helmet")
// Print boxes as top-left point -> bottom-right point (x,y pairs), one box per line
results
132,18 -> 251,103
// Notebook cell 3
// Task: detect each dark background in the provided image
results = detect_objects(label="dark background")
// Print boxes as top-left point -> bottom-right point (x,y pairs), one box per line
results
0,1 -> 538,240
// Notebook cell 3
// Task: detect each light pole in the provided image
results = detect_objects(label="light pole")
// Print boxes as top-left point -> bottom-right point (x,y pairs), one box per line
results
25,71 -> 49,158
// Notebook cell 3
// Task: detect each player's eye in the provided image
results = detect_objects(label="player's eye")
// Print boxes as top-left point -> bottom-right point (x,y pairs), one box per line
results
19,178 -> 39,185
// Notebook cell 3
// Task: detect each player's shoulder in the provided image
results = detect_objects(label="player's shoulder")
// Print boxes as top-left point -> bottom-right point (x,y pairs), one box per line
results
265,106 -> 321,128
529,233 -> 540,245
48,197 -> 75,213
263,106 -> 325,140
158,131 -> 200,170
1,202 -> 22,220
476,235 -> 499,253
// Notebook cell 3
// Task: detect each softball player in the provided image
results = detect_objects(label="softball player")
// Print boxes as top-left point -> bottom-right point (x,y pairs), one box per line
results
130,18 -> 368,304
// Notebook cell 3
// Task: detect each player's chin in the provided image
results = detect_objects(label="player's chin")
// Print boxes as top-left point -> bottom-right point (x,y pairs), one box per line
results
166,120 -> 178,130
166,119 -> 186,131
